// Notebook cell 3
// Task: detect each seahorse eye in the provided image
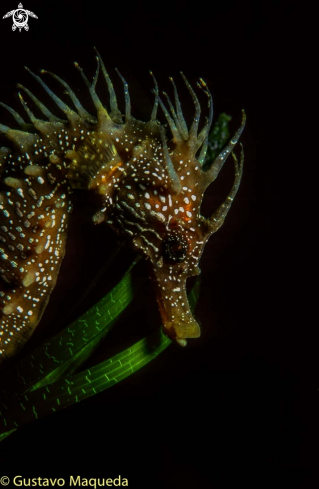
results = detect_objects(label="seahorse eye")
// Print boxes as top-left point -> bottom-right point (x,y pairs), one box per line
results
162,233 -> 188,263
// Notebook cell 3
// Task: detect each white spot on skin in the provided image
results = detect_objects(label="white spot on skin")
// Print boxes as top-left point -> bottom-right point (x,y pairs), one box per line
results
151,212 -> 165,222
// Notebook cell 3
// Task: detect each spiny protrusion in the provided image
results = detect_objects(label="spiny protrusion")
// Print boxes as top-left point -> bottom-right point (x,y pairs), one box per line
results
163,90 -> 177,120
17,83 -> 62,123
74,59 -> 108,120
0,124 -> 39,150
163,90 -> 182,136
204,110 -> 246,185
196,78 -> 214,164
158,96 -> 181,143
25,66 -> 80,124
169,77 -> 189,140
39,71 -> 94,123
150,71 -> 159,121
18,91 -> 38,123
208,144 -> 244,231
160,126 -> 182,194
0,101 -> 29,130
115,69 -> 131,121
95,47 -> 122,123
0,123 -> 10,136
180,72 -> 201,144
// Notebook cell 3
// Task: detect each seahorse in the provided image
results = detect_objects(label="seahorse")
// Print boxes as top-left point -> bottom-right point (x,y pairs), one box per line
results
0,50 -> 245,365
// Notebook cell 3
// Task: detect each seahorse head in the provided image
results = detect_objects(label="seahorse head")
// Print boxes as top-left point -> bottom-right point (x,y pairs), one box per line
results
106,129 -> 216,345
63,61 -> 246,346
109,117 -> 244,345
0,52 -> 245,360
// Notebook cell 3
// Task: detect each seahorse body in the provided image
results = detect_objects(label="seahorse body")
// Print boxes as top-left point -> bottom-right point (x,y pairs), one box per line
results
0,52 -> 245,364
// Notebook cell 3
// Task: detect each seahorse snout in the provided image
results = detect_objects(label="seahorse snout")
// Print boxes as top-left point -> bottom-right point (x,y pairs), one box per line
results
163,317 -> 201,346
151,268 -> 201,345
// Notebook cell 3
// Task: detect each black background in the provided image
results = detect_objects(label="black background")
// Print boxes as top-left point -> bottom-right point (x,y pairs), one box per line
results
0,0 -> 316,487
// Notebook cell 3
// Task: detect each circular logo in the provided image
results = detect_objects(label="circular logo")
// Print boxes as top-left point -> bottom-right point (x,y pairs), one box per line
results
13,8 -> 28,28
0,476 -> 10,486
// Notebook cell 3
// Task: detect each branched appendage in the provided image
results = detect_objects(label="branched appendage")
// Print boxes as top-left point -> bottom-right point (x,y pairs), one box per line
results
0,53 -> 246,363
203,110 -> 246,187
208,144 -> 244,234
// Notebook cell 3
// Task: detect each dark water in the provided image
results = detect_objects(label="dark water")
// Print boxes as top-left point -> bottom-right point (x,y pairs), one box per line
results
0,0 -> 316,487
